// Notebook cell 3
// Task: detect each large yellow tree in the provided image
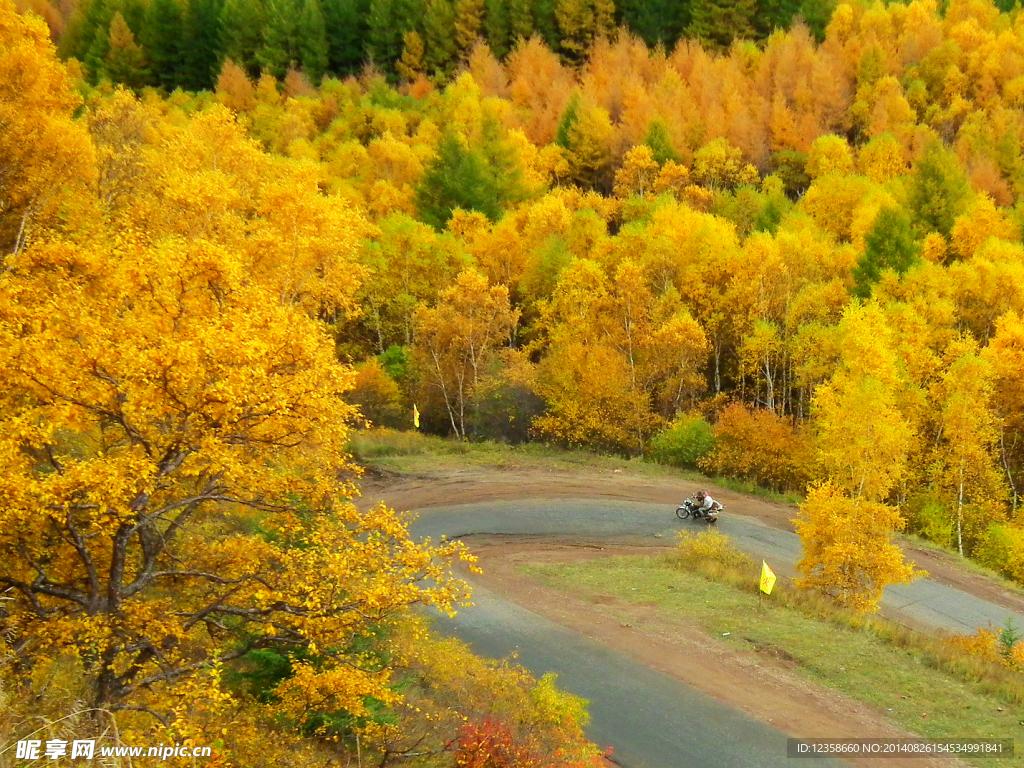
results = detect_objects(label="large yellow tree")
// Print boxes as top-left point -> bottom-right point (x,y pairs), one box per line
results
0,65 -> 473,737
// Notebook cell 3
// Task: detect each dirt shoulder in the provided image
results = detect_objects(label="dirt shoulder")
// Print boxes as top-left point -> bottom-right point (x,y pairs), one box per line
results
359,464 -> 1024,619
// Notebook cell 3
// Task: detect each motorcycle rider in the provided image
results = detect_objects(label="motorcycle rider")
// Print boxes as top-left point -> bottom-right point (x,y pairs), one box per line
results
695,490 -> 722,519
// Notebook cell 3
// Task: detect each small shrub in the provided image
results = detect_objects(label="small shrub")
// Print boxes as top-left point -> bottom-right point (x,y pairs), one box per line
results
674,528 -> 754,586
904,492 -> 954,547
648,413 -> 715,468
947,622 -> 1024,674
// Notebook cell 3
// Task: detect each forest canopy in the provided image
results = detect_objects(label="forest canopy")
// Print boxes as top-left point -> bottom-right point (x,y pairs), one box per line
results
7,0 -> 1024,762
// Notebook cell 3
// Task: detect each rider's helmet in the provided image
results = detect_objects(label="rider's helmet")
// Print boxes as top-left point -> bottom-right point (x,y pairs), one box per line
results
695,490 -> 707,501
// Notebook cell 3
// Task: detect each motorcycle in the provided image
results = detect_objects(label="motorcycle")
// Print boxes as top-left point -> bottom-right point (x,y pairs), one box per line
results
675,497 -> 722,523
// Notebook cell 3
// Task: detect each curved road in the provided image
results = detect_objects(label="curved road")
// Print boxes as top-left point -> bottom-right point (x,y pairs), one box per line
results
408,499 -> 1024,768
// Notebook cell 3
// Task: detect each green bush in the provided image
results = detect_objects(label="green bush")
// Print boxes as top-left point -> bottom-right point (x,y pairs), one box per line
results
904,492 -> 954,547
648,413 -> 715,467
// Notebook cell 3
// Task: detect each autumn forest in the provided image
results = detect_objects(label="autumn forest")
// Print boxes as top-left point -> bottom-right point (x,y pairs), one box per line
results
4,0 -> 1024,763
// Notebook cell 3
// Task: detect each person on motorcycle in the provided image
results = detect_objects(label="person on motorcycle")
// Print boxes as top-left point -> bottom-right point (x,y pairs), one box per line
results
695,490 -> 722,517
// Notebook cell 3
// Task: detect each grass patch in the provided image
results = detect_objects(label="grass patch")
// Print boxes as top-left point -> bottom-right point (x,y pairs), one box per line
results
349,428 -> 703,479
522,530 -> 1024,766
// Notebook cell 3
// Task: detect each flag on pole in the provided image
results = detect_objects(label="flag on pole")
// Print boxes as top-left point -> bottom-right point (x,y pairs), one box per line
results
413,403 -> 420,429
760,560 -> 777,595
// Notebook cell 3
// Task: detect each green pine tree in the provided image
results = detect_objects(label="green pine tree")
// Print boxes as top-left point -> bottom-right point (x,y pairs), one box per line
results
367,0 -> 402,70
84,16 -> 112,81
687,0 -> 755,49
220,0 -> 266,76
259,0 -> 301,77
644,120 -> 680,165
142,0 -> 187,89
532,0 -> 559,50
323,0 -> 369,75
485,0 -> 511,58
479,115 -> 528,207
908,141 -> 971,239
415,132 -> 503,230
120,0 -> 149,41
755,0 -> 799,37
183,0 -> 225,90
423,0 -> 457,77
555,92 -> 581,149
60,0 -> 116,66
298,0 -> 329,83
851,208 -> 920,299
798,0 -> 835,42
506,0 -> 533,43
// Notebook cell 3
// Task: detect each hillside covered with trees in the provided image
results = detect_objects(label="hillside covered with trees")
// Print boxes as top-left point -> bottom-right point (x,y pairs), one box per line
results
6,0 -> 1024,762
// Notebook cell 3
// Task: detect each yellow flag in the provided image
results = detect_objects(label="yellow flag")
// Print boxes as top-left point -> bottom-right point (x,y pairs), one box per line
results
413,403 -> 420,429
760,560 -> 777,595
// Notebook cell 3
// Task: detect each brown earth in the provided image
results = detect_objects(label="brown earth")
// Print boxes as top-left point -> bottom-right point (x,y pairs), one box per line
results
359,465 -> 1024,767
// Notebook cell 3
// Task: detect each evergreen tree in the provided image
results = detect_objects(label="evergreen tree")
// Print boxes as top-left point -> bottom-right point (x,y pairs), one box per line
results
105,11 -> 151,87
143,0 -> 186,89
644,120 -> 680,165
618,0 -> 686,47
367,0 -> 403,70
324,0 -> 369,75
852,208 -> 920,298
83,14 -> 112,80
415,132 -> 503,229
120,0 -> 149,41
259,0 -> 300,77
555,91 -> 581,148
486,0 -> 511,58
298,0 -> 329,83
184,0 -> 224,90
479,115 -> 528,207
60,0 -> 114,65
687,0 -> 755,49
506,0 -> 533,43
220,0 -> 266,77
423,0 -> 457,76
756,0 -> 799,37
908,141 -> 971,239
798,0 -> 835,42
533,0 -> 560,50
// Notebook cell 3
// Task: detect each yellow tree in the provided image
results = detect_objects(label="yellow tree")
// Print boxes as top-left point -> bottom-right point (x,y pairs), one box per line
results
800,303 -> 920,611
813,303 -> 916,502
0,234 -> 474,724
412,269 -> 520,438
613,144 -> 661,199
984,312 -> 1024,510
795,483 -> 919,612
532,259 -> 649,453
0,84 -> 474,736
928,336 -> 1007,555
0,0 -> 96,254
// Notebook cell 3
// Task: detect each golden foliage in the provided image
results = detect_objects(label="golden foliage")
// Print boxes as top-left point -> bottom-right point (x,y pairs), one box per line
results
700,403 -> 813,492
795,482 -> 921,613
